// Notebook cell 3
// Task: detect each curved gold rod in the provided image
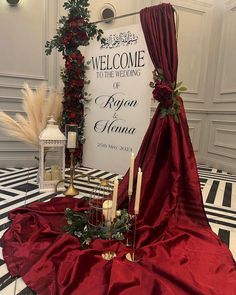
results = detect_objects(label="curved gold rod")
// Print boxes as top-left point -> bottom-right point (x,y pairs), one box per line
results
55,173 -> 115,195
90,6 -> 179,39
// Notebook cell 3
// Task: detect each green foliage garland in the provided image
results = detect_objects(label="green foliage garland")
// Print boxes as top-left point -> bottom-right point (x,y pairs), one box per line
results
64,208 -> 132,248
45,0 -> 104,165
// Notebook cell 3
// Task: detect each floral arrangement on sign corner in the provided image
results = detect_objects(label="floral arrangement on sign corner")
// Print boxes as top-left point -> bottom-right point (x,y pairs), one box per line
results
0,83 -> 62,147
45,0 -> 104,165
64,207 -> 132,248
150,69 -> 187,123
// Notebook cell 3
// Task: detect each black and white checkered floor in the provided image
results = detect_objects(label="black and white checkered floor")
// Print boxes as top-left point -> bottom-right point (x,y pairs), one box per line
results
0,165 -> 235,295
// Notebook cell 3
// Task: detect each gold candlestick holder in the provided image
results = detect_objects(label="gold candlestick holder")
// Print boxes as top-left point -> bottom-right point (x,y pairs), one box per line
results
102,250 -> 116,261
102,220 -> 116,260
64,149 -> 79,197
125,214 -> 140,262
125,193 -> 132,247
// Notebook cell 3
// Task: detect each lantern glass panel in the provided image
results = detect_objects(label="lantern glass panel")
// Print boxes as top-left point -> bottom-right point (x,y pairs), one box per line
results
44,146 -> 64,182
66,124 -> 78,149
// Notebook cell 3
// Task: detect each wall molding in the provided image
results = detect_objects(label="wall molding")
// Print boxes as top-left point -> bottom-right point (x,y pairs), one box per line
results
0,109 -> 25,114
187,118 -> 202,151
0,96 -> 23,102
149,107 -> 236,115
207,120 -> 236,160
207,148 -> 236,160
183,98 -> 205,103
213,97 -> 236,103
150,106 -> 227,116
0,72 -> 47,81
185,108 -> 236,115
219,88 -> 236,95
0,83 -> 51,91
0,0 -> 49,82
0,147 -> 37,152
214,128 -> 236,150
197,155 -> 236,174
215,3 -> 236,99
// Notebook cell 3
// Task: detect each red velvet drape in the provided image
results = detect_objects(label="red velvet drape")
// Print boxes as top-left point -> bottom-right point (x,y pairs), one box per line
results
118,3 -> 208,233
2,4 -> 236,295
141,4 -> 178,84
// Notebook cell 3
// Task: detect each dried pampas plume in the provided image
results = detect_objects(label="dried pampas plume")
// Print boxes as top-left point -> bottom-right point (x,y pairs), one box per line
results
0,83 -> 63,147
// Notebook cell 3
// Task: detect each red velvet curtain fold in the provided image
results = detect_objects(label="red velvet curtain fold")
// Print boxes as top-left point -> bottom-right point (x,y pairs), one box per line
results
117,4 -> 208,232
140,4 -> 178,85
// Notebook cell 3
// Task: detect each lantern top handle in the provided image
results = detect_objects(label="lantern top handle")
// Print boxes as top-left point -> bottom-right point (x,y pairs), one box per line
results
47,115 -> 56,125
39,116 -> 66,141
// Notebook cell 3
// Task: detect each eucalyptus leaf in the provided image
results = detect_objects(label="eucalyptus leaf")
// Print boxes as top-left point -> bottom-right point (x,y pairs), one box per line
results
174,114 -> 179,123
160,109 -> 167,118
179,86 -> 187,92
176,81 -> 183,88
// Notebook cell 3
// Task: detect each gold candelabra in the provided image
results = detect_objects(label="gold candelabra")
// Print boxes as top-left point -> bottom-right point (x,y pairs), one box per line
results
55,151 -> 90,196
101,220 -> 116,261
125,214 -> 139,262
125,193 -> 132,247
64,149 -> 78,197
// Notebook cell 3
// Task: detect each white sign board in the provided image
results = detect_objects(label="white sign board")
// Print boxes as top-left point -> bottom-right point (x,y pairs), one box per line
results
83,23 -> 153,174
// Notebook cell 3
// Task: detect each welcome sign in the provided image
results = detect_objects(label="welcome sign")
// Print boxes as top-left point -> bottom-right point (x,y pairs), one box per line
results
83,23 -> 153,174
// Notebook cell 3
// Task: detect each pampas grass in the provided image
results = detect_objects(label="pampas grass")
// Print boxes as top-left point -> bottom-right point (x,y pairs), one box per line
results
0,83 -> 62,147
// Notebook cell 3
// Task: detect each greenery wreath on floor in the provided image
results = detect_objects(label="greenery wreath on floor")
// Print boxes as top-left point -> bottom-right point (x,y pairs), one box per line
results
45,0 -> 104,165
64,208 -> 132,248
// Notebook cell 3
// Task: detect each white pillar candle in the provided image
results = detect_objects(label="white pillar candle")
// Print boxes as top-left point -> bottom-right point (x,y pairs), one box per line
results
134,168 -> 142,214
128,152 -> 134,196
67,131 -> 77,149
102,200 -> 113,221
111,177 -> 119,220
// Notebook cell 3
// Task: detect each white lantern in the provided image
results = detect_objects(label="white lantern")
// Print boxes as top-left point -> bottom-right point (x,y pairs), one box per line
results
39,117 -> 66,192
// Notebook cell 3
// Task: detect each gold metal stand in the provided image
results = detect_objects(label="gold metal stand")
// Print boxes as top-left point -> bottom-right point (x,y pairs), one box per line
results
126,214 -> 140,262
101,220 -> 116,261
102,251 -> 116,260
64,149 -> 78,197
125,193 -> 132,247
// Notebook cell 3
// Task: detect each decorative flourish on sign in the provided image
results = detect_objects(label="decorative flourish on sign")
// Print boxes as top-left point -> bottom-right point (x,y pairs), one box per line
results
150,69 -> 187,123
101,31 -> 138,49
45,0 -> 104,165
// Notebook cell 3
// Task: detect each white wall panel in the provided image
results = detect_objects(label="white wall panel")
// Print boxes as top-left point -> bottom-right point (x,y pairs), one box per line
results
214,1 -> 236,103
186,118 -> 202,152
0,0 -> 58,168
0,0 -> 48,83
208,120 -> 236,159
166,0 -> 213,105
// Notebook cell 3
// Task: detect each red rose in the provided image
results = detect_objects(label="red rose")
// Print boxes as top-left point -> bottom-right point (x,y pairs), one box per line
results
152,81 -> 173,108
76,68 -> 81,75
77,79 -> 84,87
70,53 -> 79,60
71,80 -> 79,87
65,61 -> 72,70
70,53 -> 84,63
69,112 -> 77,119
71,79 -> 84,88
77,54 -> 84,63
77,31 -> 89,41
70,19 -> 78,29
78,18 -> 86,27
